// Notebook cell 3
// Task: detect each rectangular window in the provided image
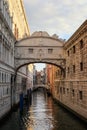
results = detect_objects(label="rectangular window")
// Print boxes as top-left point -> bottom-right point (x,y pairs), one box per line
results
79,91 -> 83,100
63,87 -> 65,94
80,40 -> 83,49
28,48 -> 33,54
73,46 -> 75,53
48,49 -> 53,54
3,86 -> 9,96
2,73 -> 3,82
67,67 -> 69,73
72,89 -> 75,97
67,88 -> 69,94
73,65 -> 75,73
67,50 -> 69,56
80,62 -> 83,71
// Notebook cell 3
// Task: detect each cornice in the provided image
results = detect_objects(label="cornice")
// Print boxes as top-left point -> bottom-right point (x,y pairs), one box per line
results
15,35 -> 65,46
64,20 -> 87,49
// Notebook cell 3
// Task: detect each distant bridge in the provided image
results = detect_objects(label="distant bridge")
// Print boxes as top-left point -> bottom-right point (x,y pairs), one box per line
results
32,84 -> 49,90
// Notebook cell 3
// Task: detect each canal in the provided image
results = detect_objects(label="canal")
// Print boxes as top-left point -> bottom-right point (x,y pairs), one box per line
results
0,89 -> 87,130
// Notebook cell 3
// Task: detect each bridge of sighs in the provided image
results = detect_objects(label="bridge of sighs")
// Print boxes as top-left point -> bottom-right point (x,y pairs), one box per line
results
15,31 -> 65,72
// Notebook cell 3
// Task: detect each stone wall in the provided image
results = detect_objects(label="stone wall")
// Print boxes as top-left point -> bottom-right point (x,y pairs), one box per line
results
54,20 -> 87,121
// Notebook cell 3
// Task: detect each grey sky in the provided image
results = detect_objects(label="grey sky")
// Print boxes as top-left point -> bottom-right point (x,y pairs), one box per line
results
23,0 -> 87,71
23,0 -> 87,40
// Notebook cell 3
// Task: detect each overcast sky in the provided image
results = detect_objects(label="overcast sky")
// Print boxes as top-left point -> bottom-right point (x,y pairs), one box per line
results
23,0 -> 87,71
23,0 -> 87,40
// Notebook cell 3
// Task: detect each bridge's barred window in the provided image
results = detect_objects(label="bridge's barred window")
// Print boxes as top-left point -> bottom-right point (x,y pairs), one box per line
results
48,49 -> 53,54
28,48 -> 33,54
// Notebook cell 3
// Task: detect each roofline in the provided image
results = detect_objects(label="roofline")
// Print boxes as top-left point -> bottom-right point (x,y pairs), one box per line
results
64,19 -> 87,48
15,35 -> 65,45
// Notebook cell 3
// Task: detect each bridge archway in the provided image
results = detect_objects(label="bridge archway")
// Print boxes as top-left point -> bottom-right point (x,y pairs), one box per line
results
15,31 -> 65,72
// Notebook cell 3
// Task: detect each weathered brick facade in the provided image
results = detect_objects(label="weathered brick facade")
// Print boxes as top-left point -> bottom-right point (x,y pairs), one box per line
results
54,20 -> 87,121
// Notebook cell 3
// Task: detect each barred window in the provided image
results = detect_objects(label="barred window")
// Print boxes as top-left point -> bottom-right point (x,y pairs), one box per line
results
48,49 -> 53,54
67,50 -> 69,56
67,67 -> 69,73
28,48 -> 33,54
63,87 -> 65,94
73,65 -> 75,73
80,40 -> 83,49
80,62 -> 83,71
79,91 -> 83,100
72,89 -> 75,97
73,46 -> 75,53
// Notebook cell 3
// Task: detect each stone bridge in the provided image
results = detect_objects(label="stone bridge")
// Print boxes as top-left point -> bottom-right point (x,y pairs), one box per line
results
15,31 -> 66,72
32,84 -> 51,94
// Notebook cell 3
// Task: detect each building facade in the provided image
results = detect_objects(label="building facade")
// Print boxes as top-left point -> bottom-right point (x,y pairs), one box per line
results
53,20 -> 87,121
0,0 -> 30,119
26,64 -> 34,91
0,0 -> 15,118
46,64 -> 54,93
7,0 -> 30,39
8,0 -> 31,105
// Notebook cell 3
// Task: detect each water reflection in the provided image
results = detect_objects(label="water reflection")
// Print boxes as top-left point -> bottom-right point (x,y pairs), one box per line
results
0,89 -> 87,130
21,91 -> 54,130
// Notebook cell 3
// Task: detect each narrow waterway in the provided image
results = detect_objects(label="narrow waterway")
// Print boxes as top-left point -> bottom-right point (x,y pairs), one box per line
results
0,89 -> 87,130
